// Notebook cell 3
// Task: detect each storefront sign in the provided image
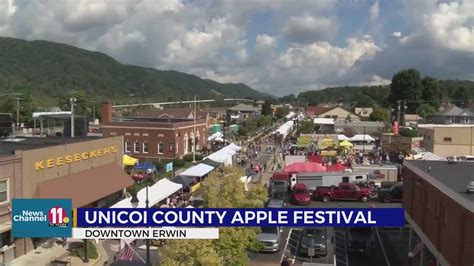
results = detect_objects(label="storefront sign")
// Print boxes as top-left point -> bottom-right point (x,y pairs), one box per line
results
34,146 -> 118,171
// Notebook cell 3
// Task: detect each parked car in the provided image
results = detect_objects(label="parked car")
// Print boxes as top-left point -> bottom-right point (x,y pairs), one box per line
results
291,183 -> 311,205
266,199 -> 286,208
467,181 -> 474,194
257,227 -> 282,252
315,183 -> 373,203
348,227 -> 374,255
378,182 -> 403,203
299,228 -> 328,257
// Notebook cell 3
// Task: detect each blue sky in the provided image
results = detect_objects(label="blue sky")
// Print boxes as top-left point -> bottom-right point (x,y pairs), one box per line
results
0,0 -> 472,96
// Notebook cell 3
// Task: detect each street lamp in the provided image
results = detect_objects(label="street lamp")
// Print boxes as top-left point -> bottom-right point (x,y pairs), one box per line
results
70,97 -> 77,137
130,175 -> 151,265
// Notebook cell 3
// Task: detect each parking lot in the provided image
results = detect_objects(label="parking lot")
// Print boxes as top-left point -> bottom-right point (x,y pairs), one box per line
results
251,200 -> 406,265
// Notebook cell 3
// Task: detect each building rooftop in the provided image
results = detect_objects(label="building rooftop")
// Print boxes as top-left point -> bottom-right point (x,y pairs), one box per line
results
134,108 -> 207,120
406,160 -> 474,211
0,136 -> 100,156
435,105 -> 474,117
418,124 -> 474,128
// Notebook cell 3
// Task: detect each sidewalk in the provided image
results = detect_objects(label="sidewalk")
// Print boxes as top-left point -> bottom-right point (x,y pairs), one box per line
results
10,240 -> 109,266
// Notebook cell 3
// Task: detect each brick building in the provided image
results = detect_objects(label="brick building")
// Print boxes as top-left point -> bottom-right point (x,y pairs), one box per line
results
403,160 -> 474,266
101,102 -> 207,161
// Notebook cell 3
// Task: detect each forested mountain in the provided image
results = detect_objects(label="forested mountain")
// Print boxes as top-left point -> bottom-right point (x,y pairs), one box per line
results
0,37 -> 268,101
284,80 -> 474,108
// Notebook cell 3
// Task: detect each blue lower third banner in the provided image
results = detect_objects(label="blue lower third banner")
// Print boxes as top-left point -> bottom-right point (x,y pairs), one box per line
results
76,208 -> 405,227
12,199 -> 72,237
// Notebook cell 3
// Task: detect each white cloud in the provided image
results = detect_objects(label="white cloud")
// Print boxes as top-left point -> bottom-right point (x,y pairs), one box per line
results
423,1 -> 473,51
0,0 -> 472,97
369,0 -> 379,22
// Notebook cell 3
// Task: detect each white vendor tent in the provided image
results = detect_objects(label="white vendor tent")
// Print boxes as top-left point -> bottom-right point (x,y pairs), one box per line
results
337,134 -> 351,141
313,118 -> 335,125
110,178 -> 182,209
180,163 -> 214,177
286,111 -> 296,120
226,143 -> 242,151
350,134 -> 375,142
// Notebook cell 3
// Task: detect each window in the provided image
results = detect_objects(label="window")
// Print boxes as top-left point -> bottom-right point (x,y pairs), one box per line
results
0,179 -> 8,204
125,141 -> 131,153
443,137 -> 452,142
158,143 -> 164,154
109,132 -> 117,136
342,176 -> 349,183
355,176 -> 363,180
143,142 -> 148,154
134,142 -> 140,153
169,144 -> 174,152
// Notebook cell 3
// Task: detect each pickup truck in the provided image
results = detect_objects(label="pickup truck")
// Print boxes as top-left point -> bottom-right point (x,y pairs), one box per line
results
315,183 -> 373,202
378,182 -> 403,203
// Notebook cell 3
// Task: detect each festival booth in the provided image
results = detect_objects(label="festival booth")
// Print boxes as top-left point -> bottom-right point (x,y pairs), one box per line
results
204,143 -> 241,166
201,158 -> 222,168
326,163 -> 347,172
285,111 -> 296,120
131,162 -> 157,182
338,140 -> 353,155
283,162 -> 327,173
178,163 -> 215,192
123,155 -> 138,167
110,178 -> 182,208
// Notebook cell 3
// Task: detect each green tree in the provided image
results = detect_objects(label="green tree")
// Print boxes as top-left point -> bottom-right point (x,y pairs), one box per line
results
369,107 -> 390,122
160,239 -> 222,266
257,115 -> 272,127
421,76 -> 440,109
298,120 -> 315,134
274,107 -> 289,119
160,166 -> 267,265
388,69 -> 423,112
451,86 -> 472,107
399,127 -> 420,137
261,102 -> 272,116
416,104 -> 436,119
355,95 -> 375,107
58,90 -> 89,115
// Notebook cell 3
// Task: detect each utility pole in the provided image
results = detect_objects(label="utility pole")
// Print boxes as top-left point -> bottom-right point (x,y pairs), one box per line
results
193,95 -> 196,163
16,96 -> 20,131
396,100 -> 401,126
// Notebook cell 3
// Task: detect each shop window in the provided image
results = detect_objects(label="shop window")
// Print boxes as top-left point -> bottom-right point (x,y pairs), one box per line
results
134,142 -> 140,153
125,141 -> 131,153
158,143 -> 164,154
0,179 -> 8,204
143,142 -> 148,154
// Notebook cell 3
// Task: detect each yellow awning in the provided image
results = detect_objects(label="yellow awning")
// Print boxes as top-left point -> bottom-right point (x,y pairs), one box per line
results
339,140 -> 353,147
123,155 -> 138,166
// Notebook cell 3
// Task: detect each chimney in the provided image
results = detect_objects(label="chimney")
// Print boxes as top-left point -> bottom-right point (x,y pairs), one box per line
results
102,101 -> 113,125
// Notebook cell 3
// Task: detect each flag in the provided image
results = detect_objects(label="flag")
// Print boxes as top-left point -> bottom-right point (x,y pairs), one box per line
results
119,240 -> 135,261
412,240 -> 424,256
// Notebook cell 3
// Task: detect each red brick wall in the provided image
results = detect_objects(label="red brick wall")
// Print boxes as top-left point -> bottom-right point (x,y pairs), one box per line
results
102,124 -> 207,161
403,165 -> 474,266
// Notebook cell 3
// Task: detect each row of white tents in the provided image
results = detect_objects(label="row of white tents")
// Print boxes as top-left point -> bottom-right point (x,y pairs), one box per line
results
275,120 -> 295,138
112,143 -> 242,208
337,134 -> 376,142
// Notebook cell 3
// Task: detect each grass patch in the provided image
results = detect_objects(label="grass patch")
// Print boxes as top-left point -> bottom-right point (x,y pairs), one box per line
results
69,240 -> 98,260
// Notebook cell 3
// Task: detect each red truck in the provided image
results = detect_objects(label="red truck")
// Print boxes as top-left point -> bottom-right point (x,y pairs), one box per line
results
315,183 -> 372,203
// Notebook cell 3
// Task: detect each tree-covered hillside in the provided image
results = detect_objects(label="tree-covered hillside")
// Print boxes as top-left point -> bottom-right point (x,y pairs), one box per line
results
0,37 -> 268,102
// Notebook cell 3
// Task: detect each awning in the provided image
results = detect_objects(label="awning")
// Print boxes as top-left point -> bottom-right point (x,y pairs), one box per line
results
201,158 -> 221,167
170,176 -> 195,187
180,163 -> 214,177
111,178 -> 182,208
123,155 -> 138,166
36,163 -> 134,208
339,140 -> 353,147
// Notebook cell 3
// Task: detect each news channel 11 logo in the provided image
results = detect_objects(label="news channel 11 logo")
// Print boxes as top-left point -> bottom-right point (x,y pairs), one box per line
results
48,206 -> 70,227
12,199 -> 72,238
